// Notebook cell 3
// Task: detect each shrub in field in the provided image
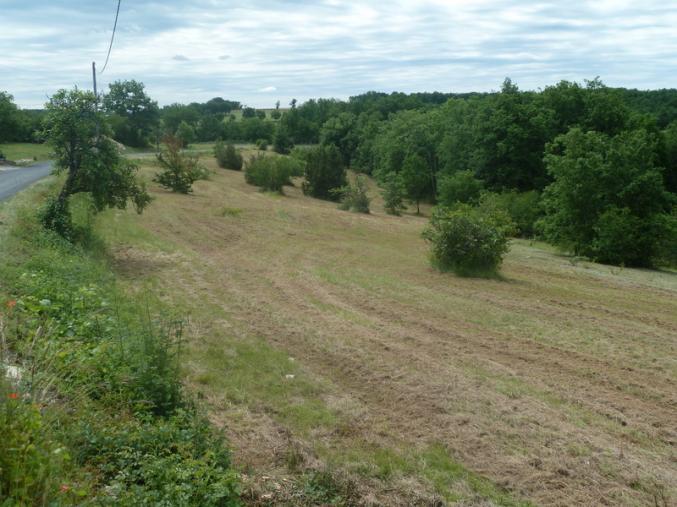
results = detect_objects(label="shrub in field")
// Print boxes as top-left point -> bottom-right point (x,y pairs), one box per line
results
256,139 -> 269,151
437,170 -> 484,206
214,140 -> 243,170
423,206 -> 510,276
335,175 -> 371,213
381,172 -> 407,215
302,144 -> 347,200
244,154 -> 295,192
155,136 -> 208,193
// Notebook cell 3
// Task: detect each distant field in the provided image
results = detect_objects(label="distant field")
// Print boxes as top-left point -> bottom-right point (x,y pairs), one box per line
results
96,154 -> 676,506
0,143 -> 51,163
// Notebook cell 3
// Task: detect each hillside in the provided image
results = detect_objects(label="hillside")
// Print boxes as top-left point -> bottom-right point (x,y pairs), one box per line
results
93,154 -> 677,506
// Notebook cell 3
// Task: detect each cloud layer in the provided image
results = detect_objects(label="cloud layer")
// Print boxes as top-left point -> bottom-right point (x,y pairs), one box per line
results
2,0 -> 676,108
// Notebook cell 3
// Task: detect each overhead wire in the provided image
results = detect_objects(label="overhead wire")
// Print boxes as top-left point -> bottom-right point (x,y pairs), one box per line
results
99,0 -> 121,74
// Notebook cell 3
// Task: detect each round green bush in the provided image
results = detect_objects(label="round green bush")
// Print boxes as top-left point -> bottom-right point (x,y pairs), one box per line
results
423,207 -> 509,276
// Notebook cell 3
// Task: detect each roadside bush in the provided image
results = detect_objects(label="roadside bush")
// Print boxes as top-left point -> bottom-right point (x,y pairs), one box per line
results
155,136 -> 209,193
302,144 -> 347,201
479,190 -> 542,237
335,175 -> 370,213
255,139 -> 268,151
423,206 -> 510,276
244,154 -> 296,193
214,141 -> 243,170
381,172 -> 407,216
437,170 -> 484,206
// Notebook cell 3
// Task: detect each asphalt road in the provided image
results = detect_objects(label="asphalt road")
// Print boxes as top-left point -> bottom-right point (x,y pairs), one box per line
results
0,162 -> 53,202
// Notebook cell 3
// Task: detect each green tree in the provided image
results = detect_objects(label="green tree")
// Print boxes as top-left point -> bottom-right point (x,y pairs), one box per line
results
381,172 -> 407,215
302,144 -> 346,200
103,80 -> 159,147
273,125 -> 293,154
320,112 -> 358,166
176,121 -> 196,147
437,170 -> 484,206
400,153 -> 430,214
154,136 -> 207,193
0,91 -> 21,143
541,127 -> 675,267
41,88 -> 151,238
214,141 -> 243,170
335,174 -> 370,213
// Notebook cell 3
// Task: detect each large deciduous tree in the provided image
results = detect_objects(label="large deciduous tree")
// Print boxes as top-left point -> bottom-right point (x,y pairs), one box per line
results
541,127 -> 675,267
103,80 -> 159,147
42,88 -> 151,238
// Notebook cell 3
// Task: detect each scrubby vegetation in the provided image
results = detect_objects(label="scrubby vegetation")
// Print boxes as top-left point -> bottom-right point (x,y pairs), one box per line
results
244,153 -> 302,193
381,172 -> 407,215
335,174 -> 371,213
0,197 -> 240,505
214,140 -> 243,170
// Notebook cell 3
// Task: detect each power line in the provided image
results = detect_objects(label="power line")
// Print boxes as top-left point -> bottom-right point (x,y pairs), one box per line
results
100,0 -> 122,74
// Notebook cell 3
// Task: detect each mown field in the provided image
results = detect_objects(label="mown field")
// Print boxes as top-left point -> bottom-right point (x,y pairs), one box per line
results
82,151 -> 676,506
0,143 -> 51,163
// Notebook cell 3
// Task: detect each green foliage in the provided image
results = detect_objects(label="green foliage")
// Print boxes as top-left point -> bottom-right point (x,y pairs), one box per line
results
0,204 -> 241,504
273,125 -> 294,154
400,153 -> 431,214
541,127 -> 675,266
479,190 -> 542,237
244,154 -> 299,193
423,206 -> 510,276
302,144 -> 347,200
320,112 -> 358,166
255,138 -> 269,151
214,141 -> 243,170
437,170 -> 484,206
381,172 -> 407,215
335,174 -> 371,213
103,80 -> 160,147
41,88 -> 151,238
0,381 -> 67,504
155,136 -> 208,193
176,120 -> 196,147
0,91 -> 21,143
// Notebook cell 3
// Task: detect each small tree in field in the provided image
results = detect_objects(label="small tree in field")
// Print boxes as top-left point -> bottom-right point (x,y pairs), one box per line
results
381,172 -> 407,215
302,144 -> 347,200
154,136 -> 208,194
214,140 -> 243,170
423,206 -> 509,277
400,153 -> 430,214
175,120 -> 196,147
41,88 -> 151,239
335,174 -> 370,213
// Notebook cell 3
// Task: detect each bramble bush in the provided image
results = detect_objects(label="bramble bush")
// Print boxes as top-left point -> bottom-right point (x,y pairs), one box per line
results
423,206 -> 510,276
215,140 -> 243,170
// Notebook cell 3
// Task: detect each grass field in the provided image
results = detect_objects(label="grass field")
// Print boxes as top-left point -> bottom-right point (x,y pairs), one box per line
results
93,154 -> 676,506
0,143 -> 51,163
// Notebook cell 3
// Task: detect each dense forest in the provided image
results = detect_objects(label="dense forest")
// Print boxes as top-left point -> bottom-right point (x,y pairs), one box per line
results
1,78 -> 676,267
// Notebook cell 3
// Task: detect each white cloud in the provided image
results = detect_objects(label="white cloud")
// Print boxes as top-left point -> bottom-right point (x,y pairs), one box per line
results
258,86 -> 277,93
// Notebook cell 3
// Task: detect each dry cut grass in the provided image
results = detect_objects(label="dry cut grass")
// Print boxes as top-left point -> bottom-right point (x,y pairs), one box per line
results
97,155 -> 677,506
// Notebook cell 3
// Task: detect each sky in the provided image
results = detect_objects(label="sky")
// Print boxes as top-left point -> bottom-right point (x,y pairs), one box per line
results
1,0 -> 676,109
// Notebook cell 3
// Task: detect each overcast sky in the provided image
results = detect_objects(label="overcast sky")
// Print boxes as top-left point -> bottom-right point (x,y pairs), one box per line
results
2,0 -> 676,109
